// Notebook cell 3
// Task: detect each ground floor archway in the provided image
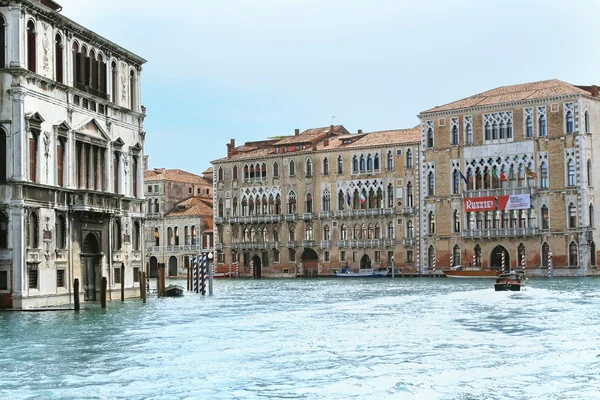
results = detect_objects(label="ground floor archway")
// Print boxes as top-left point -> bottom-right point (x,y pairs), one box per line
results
251,255 -> 262,278
168,256 -> 178,277
301,248 -> 319,277
490,245 -> 510,271
149,256 -> 158,278
360,254 -> 372,270
81,232 -> 101,301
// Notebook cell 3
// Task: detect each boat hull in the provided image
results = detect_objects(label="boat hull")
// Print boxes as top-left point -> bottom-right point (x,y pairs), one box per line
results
494,283 -> 521,291
164,284 -> 184,297
335,270 -> 389,278
442,270 -> 499,279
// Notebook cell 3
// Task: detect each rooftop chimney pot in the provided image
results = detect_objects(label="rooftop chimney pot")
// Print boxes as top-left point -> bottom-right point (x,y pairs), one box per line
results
358,129 -> 363,134
592,85 -> 599,97
294,129 -> 300,136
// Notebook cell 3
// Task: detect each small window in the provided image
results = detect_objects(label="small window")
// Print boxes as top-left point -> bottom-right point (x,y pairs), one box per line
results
374,251 -> 381,263
114,268 -> 121,284
147,185 -> 152,193
188,187 -> 192,194
0,271 -> 8,290
28,266 -> 38,289
154,184 -> 159,192
56,269 -> 65,287
133,267 -> 140,283
324,251 -> 330,262
340,250 -> 346,262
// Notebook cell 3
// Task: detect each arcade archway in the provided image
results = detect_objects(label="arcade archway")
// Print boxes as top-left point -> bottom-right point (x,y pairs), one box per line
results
301,248 -> 318,277
490,245 -> 510,271
251,255 -> 262,278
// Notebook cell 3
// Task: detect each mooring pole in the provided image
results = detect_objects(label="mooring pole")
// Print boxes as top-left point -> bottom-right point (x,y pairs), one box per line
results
140,270 -> 147,303
391,256 -> 395,279
208,252 -> 214,296
120,263 -> 125,302
187,260 -> 191,291
73,278 -> 80,311
101,277 -> 107,308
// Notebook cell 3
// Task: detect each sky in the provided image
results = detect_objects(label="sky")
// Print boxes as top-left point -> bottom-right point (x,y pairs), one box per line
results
58,0 -> 600,175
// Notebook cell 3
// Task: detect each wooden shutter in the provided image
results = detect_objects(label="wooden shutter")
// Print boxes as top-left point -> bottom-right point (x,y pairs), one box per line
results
113,153 -> 119,193
29,137 -> 36,182
56,142 -> 63,187
132,157 -> 138,197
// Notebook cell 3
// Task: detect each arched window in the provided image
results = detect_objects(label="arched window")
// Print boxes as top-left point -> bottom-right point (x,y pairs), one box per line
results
587,159 -> 592,186
27,20 -> 36,72
566,110 -> 574,133
305,193 -> 313,213
305,224 -> 313,240
287,191 -> 296,214
323,225 -> 330,241
374,154 -> 380,170
387,150 -> 393,171
129,70 -> 136,110
231,197 -> 238,216
28,131 -> 37,183
465,121 -> 473,144
526,115 -> 533,138
289,160 -> 295,176
249,164 -> 255,179
474,244 -> 481,267
427,246 -> 435,268
352,155 -> 358,173
154,199 -> 159,213
452,244 -> 461,267
233,165 -> 238,180
541,242 -> 550,267
590,204 -> 595,227
539,113 -> 547,137
340,224 -> 347,240
56,138 -> 65,187
337,155 -> 343,174
485,121 -> 491,140
453,209 -> 460,233
218,198 -> 224,217
387,183 -> 393,208
322,157 -> 329,175
338,190 -> 345,210
591,241 -> 597,266
133,221 -> 140,251
54,33 -> 64,83
367,223 -> 374,239
406,182 -> 413,207
427,171 -> 434,196
306,159 -> 313,177
569,241 -> 578,266
322,189 -> 331,212
427,128 -> 434,147
0,212 -> 9,249
174,227 -> 180,245
111,61 -> 118,101
540,162 -> 548,189
507,119 -> 513,138
113,219 -> 122,250
451,125 -> 458,145
387,221 -> 394,238
568,203 -> 577,229
191,226 -> 197,245
492,121 -> 498,139
406,220 -> 413,238
541,205 -> 549,230
406,149 -> 413,169
0,127 -> 7,182
275,194 -> 281,215
218,167 -> 223,182
499,120 -> 506,139
273,161 -> 279,177
585,111 -> 590,134
453,170 -> 460,194
184,226 -> 190,245
56,215 -> 66,250
567,159 -> 576,186
359,155 -> 366,172
167,227 -> 173,246
428,211 -> 435,234
353,224 -> 360,240
261,163 -> 267,179
375,223 -> 381,239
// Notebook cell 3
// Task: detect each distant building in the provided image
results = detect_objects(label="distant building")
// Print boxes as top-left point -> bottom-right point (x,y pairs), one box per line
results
212,125 -> 421,277
0,0 -> 146,309
419,79 -> 600,276
143,168 -> 213,277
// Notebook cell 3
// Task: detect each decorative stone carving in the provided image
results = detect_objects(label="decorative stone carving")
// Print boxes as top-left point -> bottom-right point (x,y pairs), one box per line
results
42,23 -> 50,72
121,62 -> 128,102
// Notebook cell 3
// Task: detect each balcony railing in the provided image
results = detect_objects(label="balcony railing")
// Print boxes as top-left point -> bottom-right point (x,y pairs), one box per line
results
215,243 -> 224,250
285,214 -> 297,221
303,213 -> 314,220
403,237 -> 415,246
302,240 -> 316,247
336,240 -> 348,248
214,217 -> 224,224
466,187 -> 537,198
461,227 -> 539,238
402,207 -> 414,215
318,211 -> 332,219
287,241 -> 298,248
75,82 -> 109,100
320,240 -> 332,248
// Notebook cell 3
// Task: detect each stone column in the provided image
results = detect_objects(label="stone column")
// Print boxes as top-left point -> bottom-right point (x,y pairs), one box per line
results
79,142 -> 86,189
11,90 -> 26,181
10,206 -> 26,298
106,145 -> 113,194
9,5 -> 24,68
87,144 -> 93,190
67,131 -> 74,189
95,147 -> 101,191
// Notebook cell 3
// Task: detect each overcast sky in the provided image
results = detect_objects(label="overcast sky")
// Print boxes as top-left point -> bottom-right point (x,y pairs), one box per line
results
59,0 -> 600,174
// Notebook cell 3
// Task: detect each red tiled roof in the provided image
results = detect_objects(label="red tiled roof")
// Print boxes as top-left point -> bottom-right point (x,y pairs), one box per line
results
166,196 -> 214,218
144,168 -> 212,185
422,79 -> 591,114
274,125 -> 349,145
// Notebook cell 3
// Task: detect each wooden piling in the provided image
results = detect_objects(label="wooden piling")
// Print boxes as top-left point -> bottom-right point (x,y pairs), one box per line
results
187,262 -> 191,291
101,277 -> 107,308
195,262 -> 199,294
158,263 -> 166,297
73,278 -> 80,311
141,271 -> 147,303
120,263 -> 125,302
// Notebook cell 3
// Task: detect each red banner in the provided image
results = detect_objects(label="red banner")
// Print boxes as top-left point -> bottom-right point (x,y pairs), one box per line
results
464,196 -> 496,212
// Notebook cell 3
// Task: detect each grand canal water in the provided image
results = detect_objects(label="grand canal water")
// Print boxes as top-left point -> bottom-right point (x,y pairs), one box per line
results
2,277 -> 600,400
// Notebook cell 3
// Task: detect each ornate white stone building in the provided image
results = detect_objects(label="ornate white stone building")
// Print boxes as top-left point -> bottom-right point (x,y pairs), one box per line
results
0,0 -> 147,308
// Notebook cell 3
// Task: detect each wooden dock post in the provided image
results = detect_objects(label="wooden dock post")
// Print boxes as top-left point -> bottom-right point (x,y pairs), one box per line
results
187,261 -> 191,291
120,263 -> 125,302
73,278 -> 80,311
101,277 -> 107,308
158,263 -> 166,297
140,270 -> 147,303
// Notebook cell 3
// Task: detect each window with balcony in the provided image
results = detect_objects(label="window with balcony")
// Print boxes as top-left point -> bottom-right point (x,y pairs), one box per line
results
322,189 -> 331,212
323,225 -> 330,241
406,220 -> 413,238
453,210 -> 460,233
569,241 -> 578,266
154,228 -> 160,246
340,224 -> 347,240
305,193 -> 312,213
541,205 -> 549,230
287,191 -> 296,214
387,184 -> 393,208
218,198 -> 224,218
387,221 -> 394,239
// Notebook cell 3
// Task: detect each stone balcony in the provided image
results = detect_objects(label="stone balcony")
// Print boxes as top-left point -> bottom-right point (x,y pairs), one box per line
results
461,227 -> 539,238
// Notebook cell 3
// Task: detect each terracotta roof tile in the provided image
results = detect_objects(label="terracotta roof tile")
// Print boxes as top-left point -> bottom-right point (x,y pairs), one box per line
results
275,125 -> 349,145
166,196 -> 214,218
144,168 -> 212,185
422,79 -> 591,114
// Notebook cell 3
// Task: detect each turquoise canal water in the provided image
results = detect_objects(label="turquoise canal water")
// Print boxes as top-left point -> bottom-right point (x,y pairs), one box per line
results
2,278 -> 600,400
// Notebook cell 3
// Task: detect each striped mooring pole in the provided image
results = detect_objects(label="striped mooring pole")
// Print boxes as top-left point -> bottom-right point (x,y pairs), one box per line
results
236,262 -> 240,278
501,251 -> 506,272
192,256 -> 198,293
250,260 -> 254,278
449,252 -> 453,268
229,264 -> 233,278
521,253 -> 526,270
548,251 -> 553,277
432,252 -> 436,274
472,252 -> 476,268
201,253 -> 207,295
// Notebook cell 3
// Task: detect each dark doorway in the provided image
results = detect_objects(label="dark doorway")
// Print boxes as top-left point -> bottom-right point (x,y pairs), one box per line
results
149,256 -> 158,278
301,248 -> 318,277
490,245 -> 509,271
360,254 -> 372,270
168,256 -> 178,277
251,255 -> 262,278
81,233 -> 100,301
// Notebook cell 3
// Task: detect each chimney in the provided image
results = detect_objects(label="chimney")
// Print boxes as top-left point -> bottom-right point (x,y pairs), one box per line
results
324,139 -> 329,147
330,124 -> 334,133
226,138 -> 236,159
592,85 -> 599,97
294,129 -> 300,136
358,129 -> 363,134
312,143 -> 317,151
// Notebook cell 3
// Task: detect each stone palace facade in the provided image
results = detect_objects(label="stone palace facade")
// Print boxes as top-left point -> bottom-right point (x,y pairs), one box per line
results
0,0 -> 147,308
